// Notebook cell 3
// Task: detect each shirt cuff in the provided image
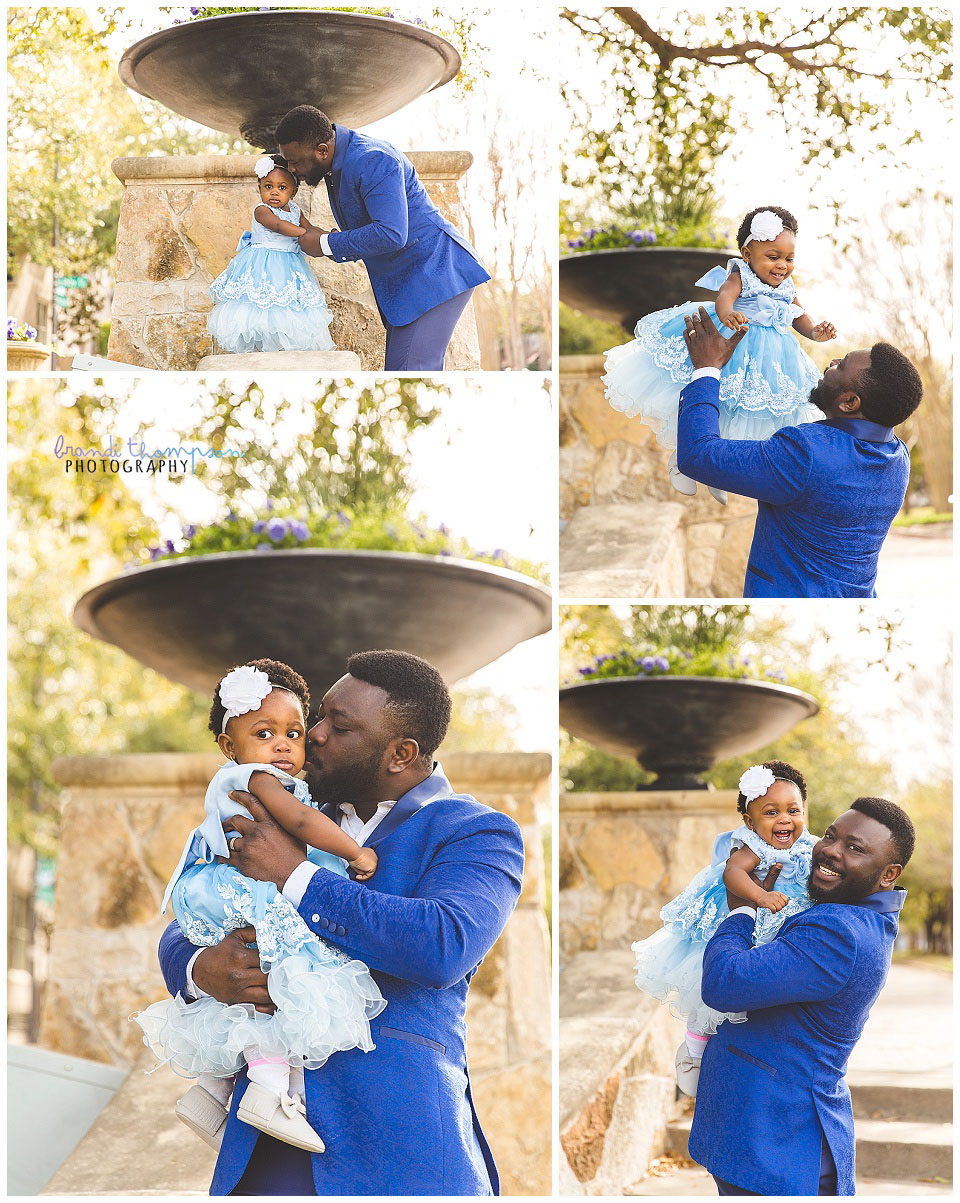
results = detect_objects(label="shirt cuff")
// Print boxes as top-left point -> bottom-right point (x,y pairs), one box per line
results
319,233 -> 332,257
282,860 -> 319,907
184,949 -> 208,1000
727,905 -> 758,920
690,367 -> 722,381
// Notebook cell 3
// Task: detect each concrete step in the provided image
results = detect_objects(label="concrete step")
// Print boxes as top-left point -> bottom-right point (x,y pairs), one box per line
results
851,1080 -> 952,1123
665,1114 -> 953,1183
627,1163 -> 954,1195
196,349 -> 362,370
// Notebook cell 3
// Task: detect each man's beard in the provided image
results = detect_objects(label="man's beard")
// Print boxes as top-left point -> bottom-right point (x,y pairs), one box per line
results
305,746 -> 384,805
300,161 -> 326,187
808,377 -> 839,415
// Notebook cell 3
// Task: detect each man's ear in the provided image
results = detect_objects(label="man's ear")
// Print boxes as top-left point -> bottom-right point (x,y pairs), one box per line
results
386,737 -> 421,774
879,862 -> 903,888
836,390 -> 863,416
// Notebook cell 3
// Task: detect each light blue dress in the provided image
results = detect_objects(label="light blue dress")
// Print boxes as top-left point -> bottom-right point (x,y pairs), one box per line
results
632,825 -> 816,1033
604,258 -> 823,448
206,201 -> 336,353
133,762 -> 385,1078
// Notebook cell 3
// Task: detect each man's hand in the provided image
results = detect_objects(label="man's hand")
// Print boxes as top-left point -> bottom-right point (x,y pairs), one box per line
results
810,320 -> 837,342
349,846 -> 378,882
192,926 -> 274,1013
222,792 -> 307,892
683,305 -> 748,370
298,227 -> 337,256
725,863 -> 782,911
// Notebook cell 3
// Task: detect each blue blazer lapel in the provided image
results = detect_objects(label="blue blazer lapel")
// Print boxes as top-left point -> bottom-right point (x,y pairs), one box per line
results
367,765 -> 452,849
324,124 -> 351,229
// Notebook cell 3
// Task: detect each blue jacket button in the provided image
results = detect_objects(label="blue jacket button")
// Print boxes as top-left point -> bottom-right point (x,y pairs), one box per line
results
337,924 -> 346,936
320,917 -> 330,929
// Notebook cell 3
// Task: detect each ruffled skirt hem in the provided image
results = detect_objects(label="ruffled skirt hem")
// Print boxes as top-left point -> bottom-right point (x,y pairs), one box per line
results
631,927 -> 745,1035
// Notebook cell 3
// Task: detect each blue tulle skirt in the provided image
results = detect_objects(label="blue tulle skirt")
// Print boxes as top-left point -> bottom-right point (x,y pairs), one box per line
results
133,863 -> 385,1078
207,245 -> 335,354
604,300 -> 823,449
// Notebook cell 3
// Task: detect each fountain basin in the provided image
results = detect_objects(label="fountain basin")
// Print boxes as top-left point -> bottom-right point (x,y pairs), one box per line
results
560,675 -> 818,789
74,550 -> 551,697
559,247 -> 730,330
118,11 -> 461,147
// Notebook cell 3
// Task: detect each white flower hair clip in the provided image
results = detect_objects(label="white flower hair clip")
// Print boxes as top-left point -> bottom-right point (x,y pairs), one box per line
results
254,155 -> 278,179
744,210 -> 785,246
219,665 -> 272,732
739,764 -> 777,803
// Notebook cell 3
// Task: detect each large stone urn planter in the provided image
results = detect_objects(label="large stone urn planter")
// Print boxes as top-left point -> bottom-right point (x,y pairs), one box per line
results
560,675 -> 819,789
559,247 -> 730,330
74,549 -> 552,697
7,340 -> 52,371
118,10 -> 461,147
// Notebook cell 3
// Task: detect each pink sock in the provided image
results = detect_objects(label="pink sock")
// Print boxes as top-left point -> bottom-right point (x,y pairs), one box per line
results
685,1030 -> 709,1061
245,1055 -> 290,1097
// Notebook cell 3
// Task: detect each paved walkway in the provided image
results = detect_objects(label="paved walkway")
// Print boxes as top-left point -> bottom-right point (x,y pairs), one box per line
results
876,526 -> 952,598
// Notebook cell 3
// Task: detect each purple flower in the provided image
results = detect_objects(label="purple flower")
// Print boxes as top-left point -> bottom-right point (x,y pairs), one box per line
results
252,520 -> 265,533
655,657 -> 669,670
163,539 -> 175,554
6,318 -> 15,338
182,523 -> 197,539
335,510 -> 351,527
148,546 -> 162,561
266,518 -> 287,541
288,520 -> 308,541
641,656 -> 655,671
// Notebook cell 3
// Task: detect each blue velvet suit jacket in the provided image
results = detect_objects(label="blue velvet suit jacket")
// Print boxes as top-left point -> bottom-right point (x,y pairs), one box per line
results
688,890 -> 905,1195
158,765 -> 523,1196
318,125 -> 490,327
676,375 -> 909,597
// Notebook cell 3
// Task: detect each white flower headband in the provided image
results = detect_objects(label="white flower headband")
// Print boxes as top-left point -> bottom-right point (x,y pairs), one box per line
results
738,764 -> 778,803
743,210 -> 785,246
254,155 -> 280,179
218,665 -> 300,734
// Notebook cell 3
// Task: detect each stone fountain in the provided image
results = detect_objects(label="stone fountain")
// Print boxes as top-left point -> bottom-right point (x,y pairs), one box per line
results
558,673 -> 817,1192
107,10 -> 481,370
37,549 -> 552,1193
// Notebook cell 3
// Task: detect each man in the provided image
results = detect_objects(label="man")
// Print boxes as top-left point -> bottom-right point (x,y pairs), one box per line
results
158,650 -> 523,1195
677,307 -> 924,597
275,105 -> 490,371
689,796 -> 915,1195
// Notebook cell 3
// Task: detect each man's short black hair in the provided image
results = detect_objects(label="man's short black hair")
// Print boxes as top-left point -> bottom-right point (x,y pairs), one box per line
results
737,759 -> 807,815
857,342 -> 924,426
850,796 -> 916,866
275,105 -> 335,148
346,649 -> 451,766
209,658 -> 310,738
736,205 -> 798,250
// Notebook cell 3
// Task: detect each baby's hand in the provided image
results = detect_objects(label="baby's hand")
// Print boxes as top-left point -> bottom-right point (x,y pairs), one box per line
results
756,890 -> 788,912
810,320 -> 837,342
718,309 -> 748,333
349,846 -> 378,881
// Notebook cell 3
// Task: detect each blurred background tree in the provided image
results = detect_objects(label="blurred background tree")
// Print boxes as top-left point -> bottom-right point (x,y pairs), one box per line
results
560,604 -> 951,954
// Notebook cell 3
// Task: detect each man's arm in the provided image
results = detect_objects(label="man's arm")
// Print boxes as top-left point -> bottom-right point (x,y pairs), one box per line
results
675,306 -> 815,502
676,375 -> 815,503
322,150 -> 410,262
298,812 -> 523,990
700,909 -> 857,1013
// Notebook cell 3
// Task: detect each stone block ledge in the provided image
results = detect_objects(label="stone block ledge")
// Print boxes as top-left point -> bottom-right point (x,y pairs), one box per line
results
112,150 -> 474,186
560,501 -> 685,598
561,789 -> 738,817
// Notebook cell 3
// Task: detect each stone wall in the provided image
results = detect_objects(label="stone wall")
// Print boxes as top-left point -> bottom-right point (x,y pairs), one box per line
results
560,355 -> 757,597
41,750 -> 551,1195
559,789 -> 738,1193
107,152 -> 482,371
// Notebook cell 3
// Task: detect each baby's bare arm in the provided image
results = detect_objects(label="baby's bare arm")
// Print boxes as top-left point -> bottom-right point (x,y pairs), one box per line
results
791,297 -> 836,342
723,845 -> 786,911
714,272 -> 747,331
247,771 -> 363,861
254,204 -> 307,238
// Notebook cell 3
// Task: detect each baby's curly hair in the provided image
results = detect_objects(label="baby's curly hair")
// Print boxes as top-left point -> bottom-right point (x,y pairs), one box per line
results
736,205 -> 798,249
208,658 -> 311,739
736,759 -> 807,815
